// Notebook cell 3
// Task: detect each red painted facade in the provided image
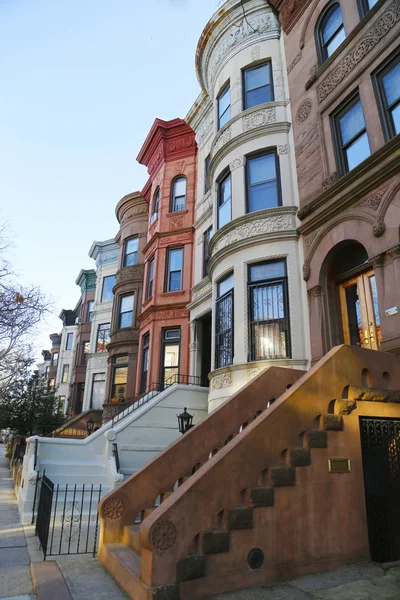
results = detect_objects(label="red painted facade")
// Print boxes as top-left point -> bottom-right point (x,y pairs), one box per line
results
136,119 -> 197,393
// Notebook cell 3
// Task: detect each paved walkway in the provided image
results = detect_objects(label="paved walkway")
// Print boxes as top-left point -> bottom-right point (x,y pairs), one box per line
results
0,446 -> 35,600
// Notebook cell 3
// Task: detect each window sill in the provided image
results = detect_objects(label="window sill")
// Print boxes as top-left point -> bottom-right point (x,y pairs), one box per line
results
166,210 -> 188,217
160,290 -> 185,297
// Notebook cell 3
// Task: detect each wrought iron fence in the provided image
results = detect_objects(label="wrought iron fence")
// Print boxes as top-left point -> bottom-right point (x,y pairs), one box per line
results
35,474 -> 102,560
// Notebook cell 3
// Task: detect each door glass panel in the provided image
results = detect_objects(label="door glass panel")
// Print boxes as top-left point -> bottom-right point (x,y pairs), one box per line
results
345,283 -> 364,346
369,275 -> 382,347
163,344 -> 179,384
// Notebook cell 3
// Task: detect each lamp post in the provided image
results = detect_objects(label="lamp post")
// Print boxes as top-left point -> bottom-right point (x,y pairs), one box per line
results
177,407 -> 194,434
86,418 -> 95,436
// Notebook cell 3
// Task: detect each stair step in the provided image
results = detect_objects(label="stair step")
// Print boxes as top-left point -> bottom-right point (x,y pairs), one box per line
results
321,413 -> 343,430
123,525 -> 141,556
202,529 -> 230,555
101,544 -> 142,600
161,491 -> 173,502
176,554 -> 206,582
142,507 -> 155,519
307,430 -> 328,448
290,448 -> 311,467
250,486 -> 274,507
227,506 -> 253,530
271,466 -> 296,487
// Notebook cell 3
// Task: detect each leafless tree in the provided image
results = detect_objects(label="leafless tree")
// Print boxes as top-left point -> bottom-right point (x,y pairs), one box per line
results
0,226 -> 49,387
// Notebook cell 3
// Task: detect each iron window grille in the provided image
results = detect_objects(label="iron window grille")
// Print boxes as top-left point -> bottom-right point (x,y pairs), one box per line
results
218,84 -> 231,130
151,188 -> 160,224
65,332 -> 73,350
165,248 -> 183,292
243,61 -> 274,110
215,274 -> 234,369
332,92 -> 371,174
123,237 -> 139,267
146,257 -> 155,299
248,260 -> 291,361
246,150 -> 281,213
61,364 -> 69,384
101,275 -> 116,303
96,323 -> 111,352
374,53 -> 400,141
140,333 -> 150,394
316,1 -> 345,64
118,295 -> 134,329
171,177 -> 187,212
203,227 -> 213,279
218,171 -> 232,230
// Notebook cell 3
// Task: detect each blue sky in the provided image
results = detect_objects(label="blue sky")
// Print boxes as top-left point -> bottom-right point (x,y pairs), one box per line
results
0,0 -> 220,360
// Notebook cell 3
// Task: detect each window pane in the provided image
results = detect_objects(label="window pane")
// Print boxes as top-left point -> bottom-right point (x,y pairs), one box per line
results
114,355 -> 128,364
326,26 -> 345,57
219,107 -> 231,128
218,274 -> 234,297
165,329 -> 180,339
164,345 -> 180,367
246,87 -> 271,109
339,100 -> 366,145
169,271 -> 182,291
91,378 -> 105,409
119,311 -> 132,328
126,238 -> 138,254
120,295 -> 134,312
66,333 -> 73,350
169,249 -> 183,271
250,260 -> 286,282
392,104 -> 400,135
219,87 -> 230,115
249,180 -> 278,212
346,132 -> 371,170
218,201 -> 231,228
323,5 -> 343,44
368,0 -> 378,7
249,154 -> 276,185
125,252 -> 137,266
174,178 -> 186,197
246,64 -> 270,91
114,366 -> 128,384
252,284 -> 285,320
102,275 -> 116,302
252,322 -> 287,360
382,61 -> 400,106
220,175 -> 231,205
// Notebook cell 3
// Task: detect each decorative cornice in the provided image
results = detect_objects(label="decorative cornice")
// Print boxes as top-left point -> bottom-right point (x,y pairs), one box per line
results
143,229 -> 194,259
210,372 -> 232,391
387,245 -> 400,260
308,285 -> 322,299
317,0 -> 400,102
369,253 -> 385,269
109,327 -> 140,346
287,51 -> 302,74
116,265 -> 145,285
139,307 -> 189,329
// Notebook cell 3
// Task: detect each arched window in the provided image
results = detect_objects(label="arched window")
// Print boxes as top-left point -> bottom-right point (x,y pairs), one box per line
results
316,2 -> 345,64
151,188 -> 160,224
171,177 -> 187,212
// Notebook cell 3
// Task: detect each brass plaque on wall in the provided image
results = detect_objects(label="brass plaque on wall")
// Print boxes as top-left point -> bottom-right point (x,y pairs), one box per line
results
328,458 -> 351,473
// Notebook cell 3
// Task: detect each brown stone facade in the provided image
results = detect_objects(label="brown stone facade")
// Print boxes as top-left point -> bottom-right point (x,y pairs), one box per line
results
105,192 -> 148,404
136,119 -> 196,393
277,0 -> 400,361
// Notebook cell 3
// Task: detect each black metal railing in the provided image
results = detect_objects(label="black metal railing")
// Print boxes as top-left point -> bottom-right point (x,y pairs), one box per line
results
112,443 -> 120,473
109,373 -> 202,427
35,474 -> 102,560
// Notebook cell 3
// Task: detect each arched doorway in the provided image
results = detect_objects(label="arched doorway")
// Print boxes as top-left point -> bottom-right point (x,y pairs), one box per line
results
323,241 -> 381,351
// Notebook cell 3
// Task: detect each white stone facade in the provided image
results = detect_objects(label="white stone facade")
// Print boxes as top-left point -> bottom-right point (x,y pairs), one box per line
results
187,0 -> 310,410
82,239 -> 119,412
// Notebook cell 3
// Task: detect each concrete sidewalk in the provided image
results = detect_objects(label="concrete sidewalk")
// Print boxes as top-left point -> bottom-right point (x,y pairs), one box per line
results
0,445 -> 35,600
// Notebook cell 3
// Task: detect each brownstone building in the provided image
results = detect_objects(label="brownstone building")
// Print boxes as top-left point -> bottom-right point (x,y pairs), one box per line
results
271,0 -> 400,362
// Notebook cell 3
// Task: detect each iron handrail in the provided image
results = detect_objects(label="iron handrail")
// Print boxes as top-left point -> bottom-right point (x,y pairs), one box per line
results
112,443 -> 120,473
109,374 -> 202,427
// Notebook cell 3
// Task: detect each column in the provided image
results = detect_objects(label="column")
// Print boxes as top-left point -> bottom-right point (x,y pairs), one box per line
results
308,285 -> 324,364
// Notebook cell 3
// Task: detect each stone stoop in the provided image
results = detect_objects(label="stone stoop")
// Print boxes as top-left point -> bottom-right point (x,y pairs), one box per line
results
30,562 -> 72,600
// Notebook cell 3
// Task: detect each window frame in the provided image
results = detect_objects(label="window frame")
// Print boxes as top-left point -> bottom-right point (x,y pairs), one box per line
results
170,176 -> 187,213
217,83 -> 231,130
151,188 -> 160,224
87,300 -> 95,322
331,91 -> 370,175
357,0 -> 379,18
123,236 -> 139,267
247,259 -> 291,362
203,226 -> 213,279
316,1 -> 345,65
204,154 -> 211,195
82,342 -> 90,365
140,332 -> 150,394
96,323 -> 111,352
146,256 -> 155,299
51,352 -> 59,367
245,149 -> 282,214
160,327 -> 181,387
61,364 -> 69,384
165,247 -> 184,293
90,372 -> 106,409
217,169 -> 232,230
118,294 -> 135,329
101,275 -> 116,303
373,52 -> 400,142
65,332 -> 73,350
242,61 -> 274,110
110,356 -> 129,402
215,273 -> 234,370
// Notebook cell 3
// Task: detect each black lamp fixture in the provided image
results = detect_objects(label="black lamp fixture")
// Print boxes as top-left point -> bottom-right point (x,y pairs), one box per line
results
177,407 -> 194,434
86,418 -> 95,435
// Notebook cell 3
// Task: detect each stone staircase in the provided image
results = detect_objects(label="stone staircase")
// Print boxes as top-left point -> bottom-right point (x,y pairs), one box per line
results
98,345 -> 400,599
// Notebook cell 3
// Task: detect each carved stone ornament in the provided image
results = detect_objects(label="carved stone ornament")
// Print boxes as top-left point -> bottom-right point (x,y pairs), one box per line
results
114,473 -> 125,485
297,204 -> 312,220
214,126 -> 232,154
317,0 -> 400,102
123,205 -> 148,222
370,253 -> 385,268
116,264 -> 145,284
193,281 -> 212,301
151,520 -> 177,551
175,161 -> 185,174
278,144 -> 288,155
229,157 -> 243,171
169,216 -> 185,231
372,220 -> 386,238
243,107 -> 276,132
304,230 -> 319,253
211,373 -> 232,391
248,368 -> 261,381
358,184 -> 390,210
190,342 -> 197,352
287,52 -> 302,74
308,285 -> 322,300
296,98 -> 312,124
196,115 -> 214,146
105,430 -> 116,441
309,64 -> 318,81
111,328 -> 140,344
103,497 -> 124,520
197,235 -> 203,246
159,232 -> 192,247
303,263 -> 311,281
251,45 -> 261,62
322,172 -> 339,191
212,212 -> 294,257
167,136 -> 194,153
387,245 -> 400,260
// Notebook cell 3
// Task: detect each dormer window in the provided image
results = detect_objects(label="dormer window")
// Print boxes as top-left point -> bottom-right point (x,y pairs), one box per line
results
317,2 -> 345,64
151,188 -> 160,224
171,177 -> 187,212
